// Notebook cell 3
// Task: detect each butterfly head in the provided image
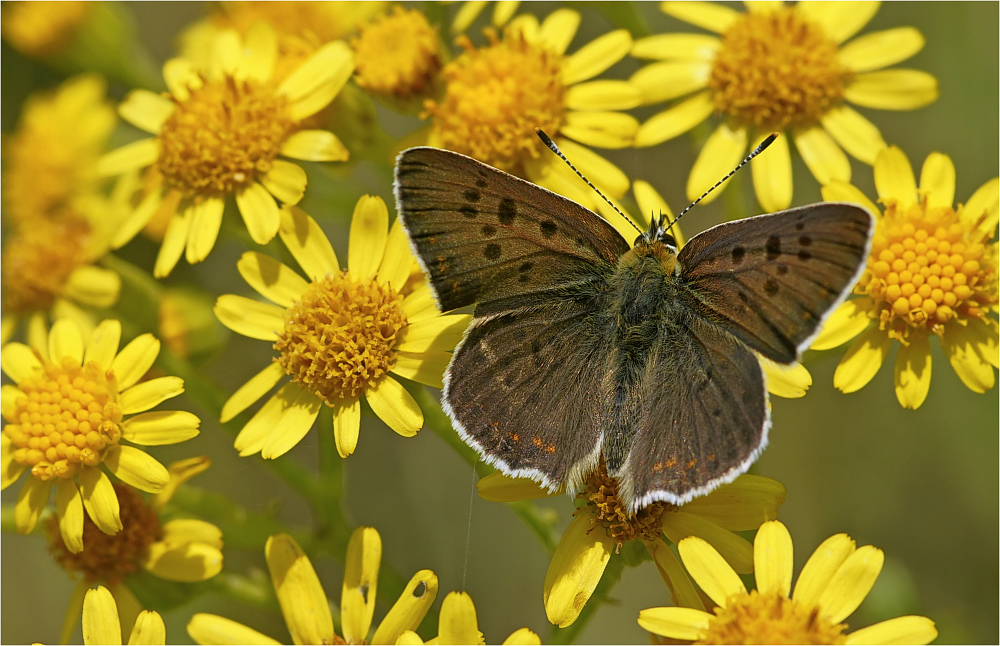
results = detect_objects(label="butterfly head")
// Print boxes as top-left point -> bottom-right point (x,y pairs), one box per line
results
635,213 -> 678,253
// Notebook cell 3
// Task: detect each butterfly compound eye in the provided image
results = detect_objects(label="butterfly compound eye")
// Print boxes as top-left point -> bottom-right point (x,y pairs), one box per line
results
659,232 -> 677,250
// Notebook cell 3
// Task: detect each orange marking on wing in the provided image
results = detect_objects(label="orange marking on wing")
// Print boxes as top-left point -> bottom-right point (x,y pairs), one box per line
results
686,459 -> 698,469
664,457 -> 677,468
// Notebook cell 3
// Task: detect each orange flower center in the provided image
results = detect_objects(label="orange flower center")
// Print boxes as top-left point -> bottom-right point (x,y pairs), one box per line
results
697,590 -> 847,645
710,8 -> 848,130
861,199 -> 997,340
157,77 -> 294,198
352,6 -> 442,100
579,461 -> 674,549
275,272 -> 407,403
4,356 -> 122,481
424,29 -> 565,175
1,216 -> 91,314
47,484 -> 162,582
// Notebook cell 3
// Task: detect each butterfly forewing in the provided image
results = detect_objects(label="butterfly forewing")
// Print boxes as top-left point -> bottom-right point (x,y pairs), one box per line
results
677,203 -> 873,363
394,148 -> 629,316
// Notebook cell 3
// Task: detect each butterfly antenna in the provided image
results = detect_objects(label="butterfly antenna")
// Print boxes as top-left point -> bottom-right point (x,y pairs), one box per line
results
663,132 -> 779,235
536,129 -> 642,235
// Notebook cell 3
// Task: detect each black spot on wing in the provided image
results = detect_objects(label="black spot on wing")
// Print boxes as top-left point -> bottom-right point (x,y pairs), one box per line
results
464,189 -> 481,202
731,246 -> 746,264
484,243 -> 501,260
764,278 -> 779,295
540,220 -> 557,238
460,205 -> 478,219
765,235 -> 781,261
498,198 -> 517,225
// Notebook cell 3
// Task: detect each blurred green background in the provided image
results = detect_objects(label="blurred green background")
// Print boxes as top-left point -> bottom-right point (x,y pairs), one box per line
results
2,2 -> 997,644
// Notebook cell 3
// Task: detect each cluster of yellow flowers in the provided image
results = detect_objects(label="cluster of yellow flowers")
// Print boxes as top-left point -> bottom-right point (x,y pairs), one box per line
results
1,2 -> 995,644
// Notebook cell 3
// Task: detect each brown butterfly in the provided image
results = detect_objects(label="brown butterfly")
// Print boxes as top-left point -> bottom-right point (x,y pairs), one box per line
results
394,146 -> 873,513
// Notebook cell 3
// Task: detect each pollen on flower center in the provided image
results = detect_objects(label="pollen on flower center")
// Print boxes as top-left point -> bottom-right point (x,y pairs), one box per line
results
46,484 -> 162,582
710,8 -> 848,130
581,461 -> 674,549
275,271 -> 407,403
352,6 -> 442,100
4,357 -> 122,481
1,216 -> 90,313
157,77 -> 295,198
861,200 -> 996,340
424,29 -> 565,174
698,590 -> 847,645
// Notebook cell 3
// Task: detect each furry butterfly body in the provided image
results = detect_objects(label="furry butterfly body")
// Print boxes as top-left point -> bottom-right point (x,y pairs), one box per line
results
394,147 -> 873,513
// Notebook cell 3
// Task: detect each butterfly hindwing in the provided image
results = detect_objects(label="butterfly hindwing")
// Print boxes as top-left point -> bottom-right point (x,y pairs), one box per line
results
678,203 -> 873,363
394,147 -> 630,316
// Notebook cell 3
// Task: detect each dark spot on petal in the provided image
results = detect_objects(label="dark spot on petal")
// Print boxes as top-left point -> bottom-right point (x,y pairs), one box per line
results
475,179 -> 487,188
798,249 -> 812,261
765,235 -> 781,260
731,246 -> 746,264
460,205 -> 477,218
413,581 -> 427,598
764,278 -> 779,295
359,582 -> 369,603
498,198 -> 517,224
799,235 -> 812,246
483,243 -> 502,260
481,224 -> 497,236
540,220 -> 557,238
464,189 -> 481,202
776,264 -> 789,275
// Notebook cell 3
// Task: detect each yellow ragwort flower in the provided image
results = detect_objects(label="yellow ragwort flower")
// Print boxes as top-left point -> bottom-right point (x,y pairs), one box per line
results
812,147 -> 999,408
478,468 -> 786,628
80,585 -> 166,646
2,74 -> 116,226
396,591 -> 541,645
424,8 -> 641,213
188,527 -> 438,645
632,1 -> 938,212
1,0 -> 90,57
214,197 -> 471,459
96,24 -> 356,277
1,319 -> 200,553
639,520 -> 938,645
352,6 -> 443,103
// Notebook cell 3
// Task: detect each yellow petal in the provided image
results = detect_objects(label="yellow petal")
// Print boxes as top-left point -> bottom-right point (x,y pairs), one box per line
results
820,181 -> 881,219
279,206 -> 340,280
97,138 -> 160,177
112,334 -> 161,390
213,295 -> 285,341
560,111 -> 639,150
162,517 -> 224,548
119,376 -> 184,415
342,526 -> 382,643
289,78 -> 352,122
680,475 -> 785,531
564,80 -> 641,111
633,180 -> 675,238
792,533 -> 856,607
83,586 -> 122,646
795,1 -> 879,44
280,130 -> 349,162
811,299 -> 873,350
794,125 -> 851,185
874,146 -> 918,207
687,122 -> 748,205
208,28 -> 242,79
153,457 -> 213,509
144,537 -> 224,583
563,29 -> 632,86
260,159 -> 308,205
631,33 -> 720,60
238,21 -> 277,83
660,1 -> 740,33
1,435 -> 26,490
118,89 -> 173,134
838,27 -> 925,73
391,351 -> 451,389
491,1 -> 519,27
502,628 -> 541,645
236,182 -> 281,245
278,40 -> 354,103
15,475 -> 51,535
677,536 -> 746,608
79,467 -> 123,535
751,129 -> 792,212
127,610 -> 166,646
153,207 -> 190,278
395,630 -> 424,645
962,177 -> 1000,236
644,537 -> 705,611
371,570 -> 439,645
761,357 -> 812,399
637,606 -> 712,641
439,591 -> 483,645
232,384 -> 316,457
662,511 -> 754,574
846,70 -> 939,110
833,325 -> 892,393
237,252 -> 310,308
477,472 -> 556,502
556,138 -> 629,198
818,545 -> 884,623
260,388 -> 322,459
63,266 -> 120,309
402,283 -> 442,324
122,411 -> 201,445
630,61 -> 711,106
538,8 -> 580,55
819,105 -> 886,165
1,342 -> 42,383
918,152 -> 955,211
103,445 -> 170,494
56,478 -> 85,552
333,398 -> 362,458
452,1 -> 487,33
377,218 -> 416,291
184,198 -> 226,265
636,91 -> 715,147
49,318 -> 84,366
367,375 -> 423,438
845,615 -> 938,645
544,512 -> 613,627
112,189 -> 165,250
753,521 -> 793,597
84,320 -> 122,371
162,58 -> 202,102
397,315 -> 471,353
1,315 -> 17,347
894,333 -> 932,409
349,195 -> 389,280
942,320 -> 998,393
187,613 -> 281,645
266,534 -> 335,645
